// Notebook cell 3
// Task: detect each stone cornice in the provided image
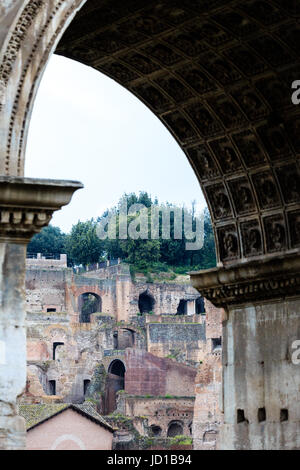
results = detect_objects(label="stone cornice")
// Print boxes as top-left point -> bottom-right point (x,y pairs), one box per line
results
189,253 -> 300,307
0,177 -> 83,243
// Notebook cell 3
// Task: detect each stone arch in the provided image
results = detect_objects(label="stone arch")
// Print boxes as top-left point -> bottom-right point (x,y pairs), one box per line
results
108,359 -> 126,377
1,1 -> 300,268
75,285 -> 103,300
105,359 -> 126,414
167,420 -> 184,437
78,291 -> 102,323
150,424 -> 162,437
138,291 -> 155,314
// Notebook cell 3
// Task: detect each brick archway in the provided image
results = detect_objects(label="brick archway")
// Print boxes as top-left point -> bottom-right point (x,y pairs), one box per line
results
74,286 -> 103,322
74,285 -> 103,299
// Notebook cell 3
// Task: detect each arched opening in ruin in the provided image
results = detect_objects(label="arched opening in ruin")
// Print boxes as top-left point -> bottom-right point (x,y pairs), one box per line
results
78,293 -> 102,323
108,360 -> 126,378
150,425 -> 162,437
138,292 -> 155,314
167,421 -> 184,437
105,360 -> 126,414
176,299 -> 188,315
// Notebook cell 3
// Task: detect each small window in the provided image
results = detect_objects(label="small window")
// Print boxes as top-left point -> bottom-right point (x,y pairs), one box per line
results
258,408 -> 266,422
280,409 -> 288,422
237,409 -> 246,423
48,380 -> 56,396
53,342 -> 64,360
195,297 -> 205,314
84,380 -> 91,396
212,338 -> 222,351
113,331 -> 118,349
47,308 -> 56,312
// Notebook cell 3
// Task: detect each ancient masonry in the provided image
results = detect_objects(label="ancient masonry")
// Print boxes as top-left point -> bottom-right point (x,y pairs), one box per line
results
1,0 -> 300,450
22,256 -> 222,450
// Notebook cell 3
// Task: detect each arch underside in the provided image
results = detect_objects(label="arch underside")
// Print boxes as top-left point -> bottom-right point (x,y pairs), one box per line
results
55,0 -> 300,266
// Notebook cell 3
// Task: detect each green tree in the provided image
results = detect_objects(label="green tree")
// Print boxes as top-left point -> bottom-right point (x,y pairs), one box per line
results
27,225 -> 66,255
65,220 -> 103,266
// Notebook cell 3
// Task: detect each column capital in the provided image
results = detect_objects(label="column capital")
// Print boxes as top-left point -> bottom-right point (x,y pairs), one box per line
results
0,177 -> 83,243
190,253 -> 300,307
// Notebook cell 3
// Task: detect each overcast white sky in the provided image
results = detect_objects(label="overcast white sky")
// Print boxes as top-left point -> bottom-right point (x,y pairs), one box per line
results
25,55 -> 206,233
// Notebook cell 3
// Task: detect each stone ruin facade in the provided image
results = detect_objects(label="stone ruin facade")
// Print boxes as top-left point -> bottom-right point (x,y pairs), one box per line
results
21,257 -> 222,450
1,0 -> 300,450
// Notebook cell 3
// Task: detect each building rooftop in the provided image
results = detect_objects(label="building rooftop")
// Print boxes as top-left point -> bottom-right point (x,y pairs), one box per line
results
19,403 -> 115,433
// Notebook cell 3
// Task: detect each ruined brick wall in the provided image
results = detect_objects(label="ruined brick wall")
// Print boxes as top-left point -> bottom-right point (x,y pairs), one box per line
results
24,264 -> 224,449
193,300 -> 223,450
25,264 -> 202,323
26,268 -> 69,313
130,281 -> 200,318
146,315 -> 206,366
124,349 -> 196,397
119,395 -> 195,438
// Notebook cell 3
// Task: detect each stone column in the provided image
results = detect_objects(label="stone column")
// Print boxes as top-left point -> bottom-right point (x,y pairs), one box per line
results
186,300 -> 196,316
0,176 -> 82,449
190,255 -> 300,450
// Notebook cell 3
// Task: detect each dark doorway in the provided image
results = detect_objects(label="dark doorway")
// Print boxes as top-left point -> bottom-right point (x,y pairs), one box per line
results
53,342 -> 64,360
83,379 -> 91,396
48,380 -> 56,396
138,292 -> 154,314
109,360 -> 125,377
196,297 -> 205,314
177,299 -> 187,315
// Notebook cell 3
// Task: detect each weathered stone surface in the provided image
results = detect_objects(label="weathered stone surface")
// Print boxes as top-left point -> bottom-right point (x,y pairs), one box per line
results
1,0 -> 300,451
0,178 -> 82,449
221,299 -> 300,450
193,300 -> 223,450
190,254 -> 300,307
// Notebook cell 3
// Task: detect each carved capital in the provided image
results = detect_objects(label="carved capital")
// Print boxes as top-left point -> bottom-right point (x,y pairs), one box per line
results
190,254 -> 300,307
0,177 -> 83,243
